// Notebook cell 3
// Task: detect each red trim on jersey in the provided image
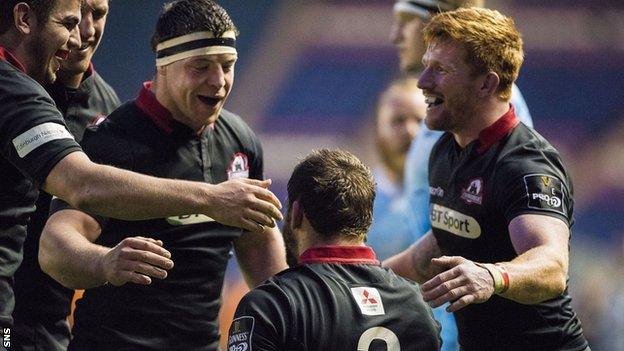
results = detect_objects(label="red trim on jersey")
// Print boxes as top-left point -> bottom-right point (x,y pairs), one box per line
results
135,81 -> 175,134
477,104 -> 519,154
0,46 -> 27,73
299,245 -> 379,265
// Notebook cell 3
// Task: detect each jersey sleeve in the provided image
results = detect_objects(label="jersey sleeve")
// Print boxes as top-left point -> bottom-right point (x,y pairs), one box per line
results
49,196 -> 108,229
228,283 -> 290,351
493,145 -> 573,227
0,72 -> 82,186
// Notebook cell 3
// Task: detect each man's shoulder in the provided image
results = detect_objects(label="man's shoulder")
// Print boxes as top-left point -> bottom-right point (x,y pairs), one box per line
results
492,124 -> 571,197
0,60 -> 52,102
85,101 -> 139,131
0,61 -> 62,130
498,124 -> 564,168
218,109 -> 257,139
79,102 -> 144,156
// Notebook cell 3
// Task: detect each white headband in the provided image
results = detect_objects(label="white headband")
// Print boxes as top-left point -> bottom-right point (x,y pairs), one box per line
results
393,1 -> 454,18
155,30 -> 237,67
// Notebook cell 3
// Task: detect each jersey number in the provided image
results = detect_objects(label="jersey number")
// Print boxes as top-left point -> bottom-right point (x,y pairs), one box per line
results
357,326 -> 400,351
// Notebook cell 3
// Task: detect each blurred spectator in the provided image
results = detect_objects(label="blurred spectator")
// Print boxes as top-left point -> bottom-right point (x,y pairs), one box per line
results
367,77 -> 425,260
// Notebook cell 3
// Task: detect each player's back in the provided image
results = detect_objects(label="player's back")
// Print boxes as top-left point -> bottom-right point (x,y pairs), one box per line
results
229,247 -> 441,351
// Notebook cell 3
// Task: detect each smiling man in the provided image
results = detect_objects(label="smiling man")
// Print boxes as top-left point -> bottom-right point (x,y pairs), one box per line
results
38,1 -> 287,350
388,2 -> 534,349
12,1 -> 121,350
384,8 -> 589,351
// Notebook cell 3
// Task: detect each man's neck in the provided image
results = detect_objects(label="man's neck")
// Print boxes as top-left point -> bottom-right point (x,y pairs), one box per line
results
56,71 -> 84,89
452,100 -> 510,148
296,225 -> 364,255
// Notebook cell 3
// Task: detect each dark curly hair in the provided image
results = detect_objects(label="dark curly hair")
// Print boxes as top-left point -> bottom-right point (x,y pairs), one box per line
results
287,149 -> 376,241
150,0 -> 239,52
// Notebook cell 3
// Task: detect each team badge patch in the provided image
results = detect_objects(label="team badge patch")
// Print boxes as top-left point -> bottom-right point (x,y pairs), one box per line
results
350,287 -> 385,316
523,174 -> 566,215
12,122 -> 74,158
228,316 -> 254,351
227,152 -> 250,180
461,178 -> 483,205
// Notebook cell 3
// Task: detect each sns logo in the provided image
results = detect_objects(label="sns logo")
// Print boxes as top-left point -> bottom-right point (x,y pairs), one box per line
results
531,193 -> 561,208
2,327 -> 10,348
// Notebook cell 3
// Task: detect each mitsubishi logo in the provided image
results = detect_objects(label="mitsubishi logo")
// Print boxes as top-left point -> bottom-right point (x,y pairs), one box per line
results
361,290 -> 378,305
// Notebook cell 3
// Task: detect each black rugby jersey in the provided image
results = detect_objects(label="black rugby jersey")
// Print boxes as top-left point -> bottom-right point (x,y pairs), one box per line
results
50,82 -> 263,351
229,246 -> 441,351
428,107 -> 588,351
0,47 -> 82,327
13,64 -> 120,334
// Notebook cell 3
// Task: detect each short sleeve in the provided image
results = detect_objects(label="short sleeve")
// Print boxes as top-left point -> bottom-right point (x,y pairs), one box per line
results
493,147 -> 573,227
0,71 -> 82,186
228,284 -> 290,351
247,132 -> 264,181
49,196 -> 108,229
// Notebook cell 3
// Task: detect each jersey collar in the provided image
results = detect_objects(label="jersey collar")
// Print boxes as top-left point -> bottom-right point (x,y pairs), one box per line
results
135,81 -> 176,134
0,46 -> 27,73
299,245 -> 379,265
476,104 -> 519,154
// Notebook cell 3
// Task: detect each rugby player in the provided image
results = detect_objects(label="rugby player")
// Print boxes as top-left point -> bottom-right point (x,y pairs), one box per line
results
384,8 -> 589,350
229,149 -> 441,351
12,1 -> 120,349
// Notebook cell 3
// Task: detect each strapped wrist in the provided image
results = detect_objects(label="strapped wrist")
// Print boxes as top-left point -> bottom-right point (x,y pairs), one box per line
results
494,263 -> 510,293
478,263 -> 507,294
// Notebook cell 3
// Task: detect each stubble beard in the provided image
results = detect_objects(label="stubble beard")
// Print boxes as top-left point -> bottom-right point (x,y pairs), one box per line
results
281,212 -> 299,267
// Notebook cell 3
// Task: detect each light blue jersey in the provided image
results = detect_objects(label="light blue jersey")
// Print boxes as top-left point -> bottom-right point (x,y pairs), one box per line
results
367,169 -> 416,261
403,83 -> 533,351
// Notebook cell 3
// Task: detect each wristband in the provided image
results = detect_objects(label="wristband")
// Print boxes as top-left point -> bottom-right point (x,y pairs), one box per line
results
494,263 -> 510,293
480,263 -> 504,294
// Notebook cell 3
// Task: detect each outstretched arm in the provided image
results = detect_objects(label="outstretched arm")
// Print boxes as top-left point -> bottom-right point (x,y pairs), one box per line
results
234,226 -> 288,288
43,151 -> 283,232
39,209 -> 174,289
420,214 -> 569,312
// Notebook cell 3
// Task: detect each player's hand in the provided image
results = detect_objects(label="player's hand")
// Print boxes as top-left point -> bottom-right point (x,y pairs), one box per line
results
204,178 -> 283,232
100,236 -> 174,286
420,256 -> 495,312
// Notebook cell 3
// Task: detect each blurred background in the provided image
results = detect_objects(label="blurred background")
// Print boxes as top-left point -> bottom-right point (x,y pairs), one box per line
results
92,0 -> 624,349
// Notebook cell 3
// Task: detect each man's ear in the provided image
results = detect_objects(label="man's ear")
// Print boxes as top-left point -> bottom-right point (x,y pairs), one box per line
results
478,71 -> 500,98
14,3 -> 35,35
291,200 -> 303,229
